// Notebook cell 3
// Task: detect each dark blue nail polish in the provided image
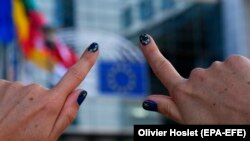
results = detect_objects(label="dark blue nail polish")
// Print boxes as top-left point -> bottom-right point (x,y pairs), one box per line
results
88,42 -> 99,53
77,90 -> 87,106
139,34 -> 151,46
142,100 -> 158,112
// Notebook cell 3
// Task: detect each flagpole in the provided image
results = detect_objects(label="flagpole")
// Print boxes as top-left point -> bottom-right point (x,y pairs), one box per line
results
0,43 -> 5,79
13,41 -> 19,80
2,43 -> 7,80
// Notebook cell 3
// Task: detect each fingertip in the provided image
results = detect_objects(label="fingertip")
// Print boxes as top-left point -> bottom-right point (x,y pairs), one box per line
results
77,90 -> 87,106
83,42 -> 100,63
65,89 -> 88,106
138,33 -> 159,59
138,33 -> 183,92
139,33 -> 151,46
51,89 -> 84,138
66,89 -> 84,105
80,42 -> 99,59
142,100 -> 158,112
143,95 -> 182,123
87,42 -> 99,53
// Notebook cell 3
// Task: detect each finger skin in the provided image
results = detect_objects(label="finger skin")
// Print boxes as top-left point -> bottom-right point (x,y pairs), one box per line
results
0,43 -> 98,140
51,43 -> 99,99
146,95 -> 182,123
139,34 -> 183,93
144,54 -> 250,124
51,89 -> 86,140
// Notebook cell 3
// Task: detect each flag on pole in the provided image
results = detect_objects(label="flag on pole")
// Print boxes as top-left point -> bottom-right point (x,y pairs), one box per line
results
12,0 -> 77,71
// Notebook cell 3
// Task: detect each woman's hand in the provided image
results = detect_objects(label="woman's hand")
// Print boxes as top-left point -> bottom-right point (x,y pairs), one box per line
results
140,34 -> 250,124
0,43 -> 99,141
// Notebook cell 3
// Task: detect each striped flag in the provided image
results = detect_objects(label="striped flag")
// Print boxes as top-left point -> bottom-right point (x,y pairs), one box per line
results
12,0 -> 77,71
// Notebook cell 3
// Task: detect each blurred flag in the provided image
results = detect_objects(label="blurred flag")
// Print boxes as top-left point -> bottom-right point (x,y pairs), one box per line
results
12,0 -> 77,71
99,61 -> 149,96
0,0 -> 15,44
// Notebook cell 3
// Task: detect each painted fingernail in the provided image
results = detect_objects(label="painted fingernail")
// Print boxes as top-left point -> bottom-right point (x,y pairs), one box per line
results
77,90 -> 87,106
142,100 -> 158,112
88,42 -> 99,53
139,34 -> 151,46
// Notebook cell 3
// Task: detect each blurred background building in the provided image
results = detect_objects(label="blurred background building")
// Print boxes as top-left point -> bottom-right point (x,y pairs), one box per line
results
0,0 -> 250,141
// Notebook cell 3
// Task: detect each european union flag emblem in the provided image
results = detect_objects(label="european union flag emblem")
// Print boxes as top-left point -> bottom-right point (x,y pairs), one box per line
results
99,61 -> 149,97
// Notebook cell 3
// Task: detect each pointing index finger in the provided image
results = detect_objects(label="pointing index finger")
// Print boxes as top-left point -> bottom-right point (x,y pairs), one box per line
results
51,43 -> 99,98
139,34 -> 183,93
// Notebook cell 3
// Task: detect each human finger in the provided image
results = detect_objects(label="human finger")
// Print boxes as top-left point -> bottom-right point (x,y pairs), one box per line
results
51,43 -> 99,99
139,34 -> 183,93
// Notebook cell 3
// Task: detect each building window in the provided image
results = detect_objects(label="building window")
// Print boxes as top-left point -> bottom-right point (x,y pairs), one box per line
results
161,0 -> 175,10
55,0 -> 75,27
139,0 -> 154,21
122,7 -> 132,28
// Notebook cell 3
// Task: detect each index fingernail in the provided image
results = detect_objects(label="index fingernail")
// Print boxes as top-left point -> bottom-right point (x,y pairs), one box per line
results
88,42 -> 99,53
139,34 -> 151,46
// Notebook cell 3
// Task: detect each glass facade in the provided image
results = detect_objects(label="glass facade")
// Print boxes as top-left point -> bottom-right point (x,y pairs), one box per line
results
122,7 -> 132,28
161,0 -> 175,10
55,0 -> 74,27
139,0 -> 154,21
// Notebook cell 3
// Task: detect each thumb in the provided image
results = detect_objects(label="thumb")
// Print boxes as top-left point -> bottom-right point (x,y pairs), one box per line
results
51,89 -> 87,139
142,95 -> 182,123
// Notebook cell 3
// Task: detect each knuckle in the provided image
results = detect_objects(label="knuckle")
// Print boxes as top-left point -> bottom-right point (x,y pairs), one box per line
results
10,81 -> 24,88
0,80 -> 11,85
26,83 -> 38,88
189,68 -> 206,79
0,79 -> 10,83
3,81 -> 24,93
25,83 -> 45,94
225,55 -> 247,65
27,83 -> 42,89
210,61 -> 222,69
